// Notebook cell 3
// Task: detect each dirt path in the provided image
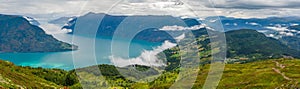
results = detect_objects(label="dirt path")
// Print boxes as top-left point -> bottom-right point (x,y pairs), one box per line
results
0,74 -> 25,89
272,68 -> 292,80
272,61 -> 298,88
272,61 -> 291,80
0,74 -> 8,84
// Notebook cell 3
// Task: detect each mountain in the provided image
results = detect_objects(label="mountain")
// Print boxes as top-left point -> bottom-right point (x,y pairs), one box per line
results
22,16 -> 40,26
218,16 -> 300,42
52,12 -> 202,42
2,58 -> 299,89
0,60 -> 77,88
53,14 -> 300,51
48,16 -> 76,27
0,29 -> 299,88
288,25 -> 300,31
68,58 -> 300,89
51,13 -> 300,58
279,36 -> 300,51
0,14 -> 77,52
219,16 -> 300,32
57,15 -> 300,38
208,16 -> 300,51
225,29 -> 300,61
162,29 -> 300,69
274,25 -> 300,51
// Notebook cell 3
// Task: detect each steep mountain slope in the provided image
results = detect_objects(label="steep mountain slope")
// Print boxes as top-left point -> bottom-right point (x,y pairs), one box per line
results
217,16 -> 300,51
161,29 -> 300,70
225,29 -> 300,60
0,14 -> 77,52
279,25 -> 300,51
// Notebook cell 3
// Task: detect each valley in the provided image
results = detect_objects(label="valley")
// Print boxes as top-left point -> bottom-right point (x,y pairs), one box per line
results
0,13 -> 300,88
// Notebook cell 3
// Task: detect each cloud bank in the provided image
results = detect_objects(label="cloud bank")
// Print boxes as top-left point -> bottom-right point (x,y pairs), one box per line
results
2,0 -> 300,21
110,41 -> 177,67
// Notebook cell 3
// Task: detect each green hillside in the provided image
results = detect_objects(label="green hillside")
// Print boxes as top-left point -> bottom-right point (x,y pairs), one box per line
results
66,58 -> 300,89
1,58 -> 300,89
0,14 -> 77,52
0,60 -> 77,88
226,29 -> 299,59
1,29 -> 300,88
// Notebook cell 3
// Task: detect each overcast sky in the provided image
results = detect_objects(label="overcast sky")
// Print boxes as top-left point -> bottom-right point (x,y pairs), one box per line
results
1,0 -> 300,20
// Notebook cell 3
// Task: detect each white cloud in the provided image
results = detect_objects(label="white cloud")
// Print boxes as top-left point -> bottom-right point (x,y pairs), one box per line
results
110,41 -> 177,67
1,0 -> 300,21
0,0 -> 119,21
39,23 -> 69,34
279,32 -> 294,36
175,34 -> 186,41
159,24 -> 205,31
246,22 -> 260,26
265,26 -> 289,32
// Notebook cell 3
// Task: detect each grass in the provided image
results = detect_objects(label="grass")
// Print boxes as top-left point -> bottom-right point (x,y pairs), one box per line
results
194,58 -> 299,89
1,58 -> 300,88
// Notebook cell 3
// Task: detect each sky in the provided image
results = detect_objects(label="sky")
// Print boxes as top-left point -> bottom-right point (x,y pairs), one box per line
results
1,0 -> 300,21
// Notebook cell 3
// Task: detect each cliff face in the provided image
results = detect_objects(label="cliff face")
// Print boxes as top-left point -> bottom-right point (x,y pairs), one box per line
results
0,14 -> 77,53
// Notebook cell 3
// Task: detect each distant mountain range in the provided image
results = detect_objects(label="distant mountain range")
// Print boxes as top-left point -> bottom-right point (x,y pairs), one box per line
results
225,29 -> 299,60
49,12 -> 202,42
1,13 -> 300,88
50,13 -> 300,51
51,14 -> 300,38
219,16 -> 300,51
0,14 -> 77,53
22,16 -> 40,26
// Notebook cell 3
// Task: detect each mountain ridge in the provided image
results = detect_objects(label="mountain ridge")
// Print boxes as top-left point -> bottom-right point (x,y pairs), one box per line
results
0,14 -> 77,53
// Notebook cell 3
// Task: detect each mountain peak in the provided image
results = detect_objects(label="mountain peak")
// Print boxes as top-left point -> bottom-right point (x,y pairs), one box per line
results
0,14 -> 77,52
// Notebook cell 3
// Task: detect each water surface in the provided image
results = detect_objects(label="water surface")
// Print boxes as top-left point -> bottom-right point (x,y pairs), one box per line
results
0,33 -> 162,70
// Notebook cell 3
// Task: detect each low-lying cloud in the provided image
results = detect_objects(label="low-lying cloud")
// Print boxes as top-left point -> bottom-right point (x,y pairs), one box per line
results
159,25 -> 205,31
110,41 -> 177,67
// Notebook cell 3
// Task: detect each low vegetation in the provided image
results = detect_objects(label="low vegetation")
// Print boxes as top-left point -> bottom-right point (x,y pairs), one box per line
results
1,29 -> 299,88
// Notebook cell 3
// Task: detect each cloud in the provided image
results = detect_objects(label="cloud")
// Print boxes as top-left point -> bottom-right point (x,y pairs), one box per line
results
39,23 -> 69,34
1,0 -> 300,21
159,25 -> 205,31
208,0 -> 300,9
264,25 -> 300,37
0,0 -> 119,21
110,41 -> 176,67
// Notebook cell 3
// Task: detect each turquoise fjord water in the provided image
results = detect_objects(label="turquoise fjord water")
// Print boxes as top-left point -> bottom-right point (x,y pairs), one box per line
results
0,34 -> 162,70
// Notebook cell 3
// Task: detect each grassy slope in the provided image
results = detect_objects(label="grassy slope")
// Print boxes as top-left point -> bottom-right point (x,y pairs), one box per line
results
0,58 -> 299,88
0,60 -> 67,88
193,58 -> 300,89
69,58 -> 300,89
